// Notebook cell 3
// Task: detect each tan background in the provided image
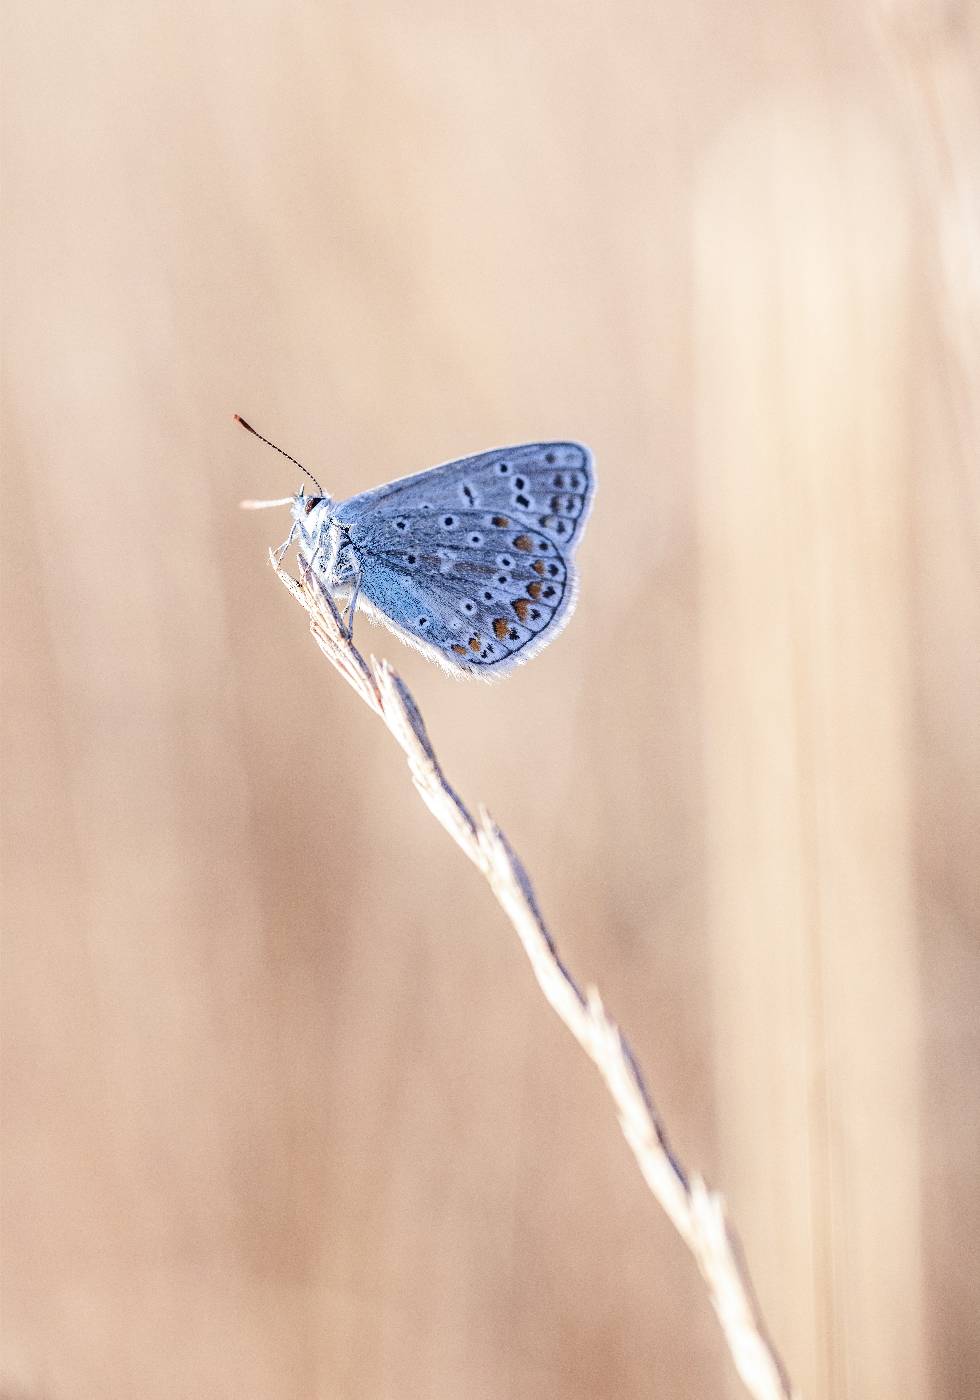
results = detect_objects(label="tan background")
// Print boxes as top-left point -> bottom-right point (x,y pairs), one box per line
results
2,2 -> 978,1398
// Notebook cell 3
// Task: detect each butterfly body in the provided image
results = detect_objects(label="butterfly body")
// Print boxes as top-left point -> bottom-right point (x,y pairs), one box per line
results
286,441 -> 594,677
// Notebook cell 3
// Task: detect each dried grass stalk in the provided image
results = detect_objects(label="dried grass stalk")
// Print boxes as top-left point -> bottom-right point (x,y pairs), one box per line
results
272,553 -> 799,1400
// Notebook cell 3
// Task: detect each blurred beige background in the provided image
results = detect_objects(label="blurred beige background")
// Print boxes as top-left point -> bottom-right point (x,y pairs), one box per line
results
2,2 -> 978,1398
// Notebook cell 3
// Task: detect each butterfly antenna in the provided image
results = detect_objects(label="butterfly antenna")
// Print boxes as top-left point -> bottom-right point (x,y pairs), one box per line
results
234,414 -> 325,495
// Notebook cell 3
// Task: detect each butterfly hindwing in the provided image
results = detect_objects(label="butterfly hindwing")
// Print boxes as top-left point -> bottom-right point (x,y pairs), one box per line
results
347,509 -> 574,674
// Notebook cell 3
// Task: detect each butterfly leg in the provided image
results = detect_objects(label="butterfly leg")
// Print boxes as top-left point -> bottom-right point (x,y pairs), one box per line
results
341,559 -> 363,640
305,514 -> 334,575
273,518 -> 299,565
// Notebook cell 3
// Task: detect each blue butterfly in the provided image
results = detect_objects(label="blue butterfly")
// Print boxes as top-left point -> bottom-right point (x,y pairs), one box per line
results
240,419 -> 594,677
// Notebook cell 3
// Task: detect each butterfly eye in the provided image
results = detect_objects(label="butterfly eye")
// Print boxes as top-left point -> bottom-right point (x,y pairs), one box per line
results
304,496 -> 321,515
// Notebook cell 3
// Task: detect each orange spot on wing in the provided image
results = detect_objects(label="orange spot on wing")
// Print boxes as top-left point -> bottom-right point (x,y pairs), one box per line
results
452,644 -> 468,656
532,559 -> 546,575
527,581 -> 543,599
512,598 -> 530,622
492,515 -> 510,527
513,534 -> 533,551
493,618 -> 509,640
469,637 -> 480,652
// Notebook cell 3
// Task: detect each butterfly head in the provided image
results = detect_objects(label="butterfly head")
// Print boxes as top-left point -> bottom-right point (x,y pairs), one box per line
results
291,487 -> 331,523
290,489 -> 342,570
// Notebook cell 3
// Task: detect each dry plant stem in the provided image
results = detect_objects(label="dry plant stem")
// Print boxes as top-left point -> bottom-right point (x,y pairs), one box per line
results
274,551 -> 799,1400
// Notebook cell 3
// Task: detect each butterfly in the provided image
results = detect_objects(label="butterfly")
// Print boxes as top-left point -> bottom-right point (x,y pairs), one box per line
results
239,418 -> 595,677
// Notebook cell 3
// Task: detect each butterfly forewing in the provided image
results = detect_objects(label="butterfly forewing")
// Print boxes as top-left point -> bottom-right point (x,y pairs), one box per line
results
338,442 -> 594,552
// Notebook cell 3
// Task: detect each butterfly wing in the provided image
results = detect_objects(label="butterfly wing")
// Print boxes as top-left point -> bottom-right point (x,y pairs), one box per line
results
348,512 -> 575,675
338,442 -> 594,553
334,443 -> 593,675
